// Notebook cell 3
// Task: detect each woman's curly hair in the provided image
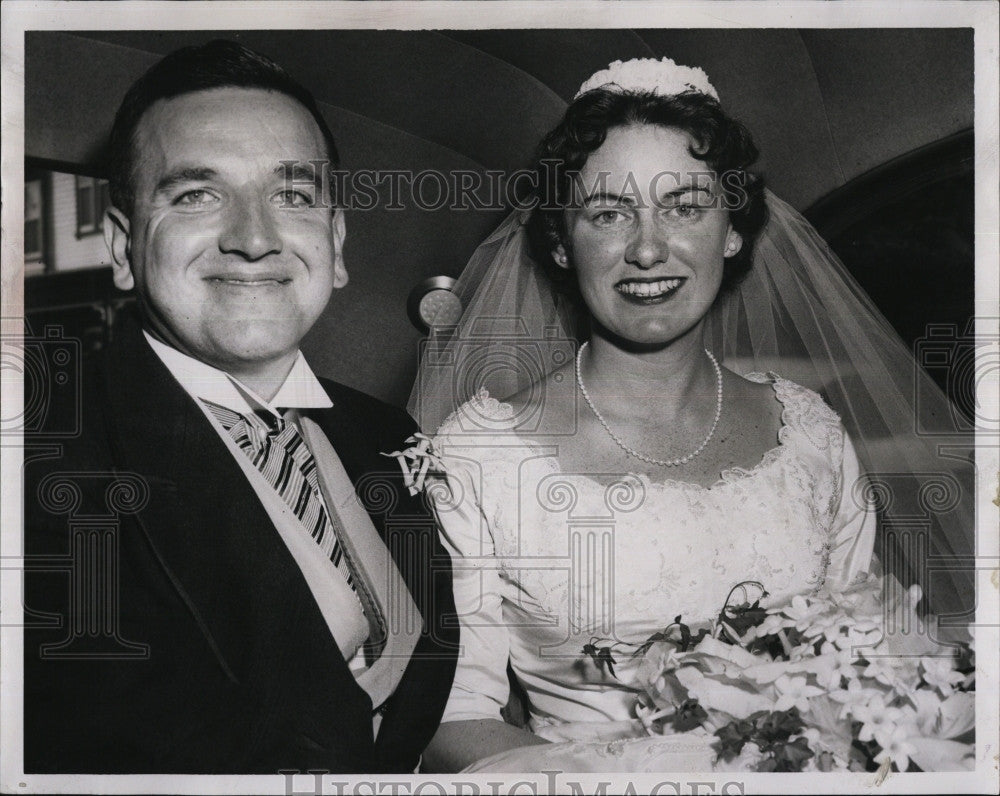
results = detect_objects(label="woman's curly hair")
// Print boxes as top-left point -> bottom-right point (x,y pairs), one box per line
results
525,89 -> 769,304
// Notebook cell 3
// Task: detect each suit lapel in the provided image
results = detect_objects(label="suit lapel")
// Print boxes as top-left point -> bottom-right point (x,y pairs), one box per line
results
98,324 -> 354,684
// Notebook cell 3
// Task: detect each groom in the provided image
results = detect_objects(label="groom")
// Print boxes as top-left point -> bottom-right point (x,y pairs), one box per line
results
22,40 -> 457,774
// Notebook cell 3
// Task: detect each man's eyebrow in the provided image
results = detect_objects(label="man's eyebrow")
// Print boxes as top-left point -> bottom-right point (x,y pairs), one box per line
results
581,191 -> 637,205
273,162 -> 323,183
154,167 -> 217,194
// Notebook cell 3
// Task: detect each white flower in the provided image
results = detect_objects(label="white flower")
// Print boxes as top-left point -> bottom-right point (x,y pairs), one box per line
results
635,700 -> 673,736
831,623 -> 882,653
773,674 -> 824,713
754,612 -> 795,638
781,595 -> 832,635
907,688 -> 944,735
828,678 -> 884,721
861,655 -> 920,693
920,657 -> 965,697
813,646 -> 860,690
874,724 -> 919,771
575,57 -> 719,101
935,691 -> 975,739
853,701 -> 912,745
382,433 -> 443,496
674,666 -> 775,720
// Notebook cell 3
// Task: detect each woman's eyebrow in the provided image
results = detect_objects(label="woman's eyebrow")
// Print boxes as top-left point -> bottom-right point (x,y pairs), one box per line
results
658,185 -> 714,202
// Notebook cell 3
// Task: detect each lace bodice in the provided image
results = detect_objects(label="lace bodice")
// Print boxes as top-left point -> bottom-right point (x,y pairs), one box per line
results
431,375 -> 876,730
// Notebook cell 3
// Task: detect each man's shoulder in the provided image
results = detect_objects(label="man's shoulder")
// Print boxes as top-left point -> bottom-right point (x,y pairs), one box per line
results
317,378 -> 420,436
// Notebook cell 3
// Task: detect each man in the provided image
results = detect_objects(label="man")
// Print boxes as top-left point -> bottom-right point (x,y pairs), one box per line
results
23,40 -> 457,774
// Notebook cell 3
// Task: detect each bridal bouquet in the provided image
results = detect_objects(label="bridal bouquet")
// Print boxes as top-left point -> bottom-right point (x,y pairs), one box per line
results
584,575 -> 975,773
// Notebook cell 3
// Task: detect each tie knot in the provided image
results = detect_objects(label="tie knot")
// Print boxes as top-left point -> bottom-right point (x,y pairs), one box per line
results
201,400 -> 285,443
256,409 -> 286,435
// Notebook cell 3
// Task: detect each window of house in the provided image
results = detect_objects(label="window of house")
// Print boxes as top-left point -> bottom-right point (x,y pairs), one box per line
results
25,179 -> 44,262
75,175 -> 109,236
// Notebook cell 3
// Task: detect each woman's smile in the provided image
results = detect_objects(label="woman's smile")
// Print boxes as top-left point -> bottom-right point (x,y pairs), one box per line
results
614,276 -> 686,303
561,124 -> 741,346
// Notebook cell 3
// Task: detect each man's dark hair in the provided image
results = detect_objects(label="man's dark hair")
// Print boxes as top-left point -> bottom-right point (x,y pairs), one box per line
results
526,88 -> 768,302
107,39 -> 339,214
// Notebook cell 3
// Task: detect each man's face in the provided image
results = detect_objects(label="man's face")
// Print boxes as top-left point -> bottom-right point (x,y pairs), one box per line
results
107,87 -> 346,374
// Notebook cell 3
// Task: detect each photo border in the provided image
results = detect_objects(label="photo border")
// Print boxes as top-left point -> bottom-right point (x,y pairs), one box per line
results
2,2 -> 997,794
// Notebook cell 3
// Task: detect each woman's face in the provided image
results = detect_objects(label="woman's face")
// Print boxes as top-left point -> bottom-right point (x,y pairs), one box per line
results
557,124 -> 742,347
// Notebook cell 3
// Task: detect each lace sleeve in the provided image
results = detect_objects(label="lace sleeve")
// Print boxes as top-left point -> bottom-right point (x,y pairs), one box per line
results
430,406 -> 513,723
825,429 -> 878,590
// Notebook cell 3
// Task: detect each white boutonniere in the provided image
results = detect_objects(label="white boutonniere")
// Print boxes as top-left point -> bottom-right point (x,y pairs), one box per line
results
382,433 -> 444,496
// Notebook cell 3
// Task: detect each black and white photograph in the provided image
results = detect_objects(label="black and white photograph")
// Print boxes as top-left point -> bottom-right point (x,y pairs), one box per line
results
1,2 -> 997,793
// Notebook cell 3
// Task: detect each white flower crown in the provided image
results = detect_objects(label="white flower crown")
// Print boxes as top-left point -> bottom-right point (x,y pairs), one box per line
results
574,57 -> 719,102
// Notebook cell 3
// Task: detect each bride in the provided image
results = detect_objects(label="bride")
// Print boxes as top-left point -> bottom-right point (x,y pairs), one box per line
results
412,58 -> 974,773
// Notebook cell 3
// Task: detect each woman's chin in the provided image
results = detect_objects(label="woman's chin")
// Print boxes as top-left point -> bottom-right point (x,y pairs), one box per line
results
596,320 -> 704,352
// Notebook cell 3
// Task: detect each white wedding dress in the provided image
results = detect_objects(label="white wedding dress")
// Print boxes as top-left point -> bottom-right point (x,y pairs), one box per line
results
430,373 -> 877,772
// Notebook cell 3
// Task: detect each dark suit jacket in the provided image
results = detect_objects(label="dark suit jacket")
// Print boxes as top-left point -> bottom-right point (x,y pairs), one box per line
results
23,316 -> 458,774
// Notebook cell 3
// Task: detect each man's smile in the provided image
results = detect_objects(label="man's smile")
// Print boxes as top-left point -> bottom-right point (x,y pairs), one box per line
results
205,271 -> 293,286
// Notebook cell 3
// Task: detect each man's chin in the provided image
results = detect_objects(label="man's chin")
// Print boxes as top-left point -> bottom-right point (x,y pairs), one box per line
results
200,327 -> 305,370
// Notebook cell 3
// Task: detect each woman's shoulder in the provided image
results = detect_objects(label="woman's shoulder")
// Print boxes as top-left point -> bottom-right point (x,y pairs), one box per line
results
435,388 -> 519,435
432,388 -> 542,461
435,365 -> 575,441
738,371 -> 846,454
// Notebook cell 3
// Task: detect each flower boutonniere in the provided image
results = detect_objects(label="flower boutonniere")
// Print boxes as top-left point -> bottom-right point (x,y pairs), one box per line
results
382,433 -> 445,496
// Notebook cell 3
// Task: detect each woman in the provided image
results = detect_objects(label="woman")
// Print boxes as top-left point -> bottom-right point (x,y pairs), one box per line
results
413,58 -> 973,772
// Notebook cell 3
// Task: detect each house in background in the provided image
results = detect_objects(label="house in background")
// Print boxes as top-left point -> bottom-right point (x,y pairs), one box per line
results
24,164 -> 129,353
24,165 -> 112,276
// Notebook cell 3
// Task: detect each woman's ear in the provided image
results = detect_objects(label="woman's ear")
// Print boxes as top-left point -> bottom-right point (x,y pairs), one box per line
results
104,207 -> 136,290
552,244 -> 571,271
724,226 -> 743,259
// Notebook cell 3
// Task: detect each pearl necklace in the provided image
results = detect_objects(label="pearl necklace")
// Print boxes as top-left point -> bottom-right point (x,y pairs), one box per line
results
575,341 -> 723,467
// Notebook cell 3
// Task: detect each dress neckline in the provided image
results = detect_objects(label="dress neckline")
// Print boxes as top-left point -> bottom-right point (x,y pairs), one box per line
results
462,372 -> 802,493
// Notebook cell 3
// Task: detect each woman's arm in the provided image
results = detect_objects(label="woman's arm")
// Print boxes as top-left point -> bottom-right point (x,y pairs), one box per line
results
424,427 -> 547,773
421,719 -> 548,773
826,429 -> 878,590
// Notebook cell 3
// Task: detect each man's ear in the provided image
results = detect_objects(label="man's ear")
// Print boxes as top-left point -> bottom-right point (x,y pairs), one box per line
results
331,207 -> 348,288
552,243 -> 571,271
105,207 -> 136,290
724,225 -> 743,259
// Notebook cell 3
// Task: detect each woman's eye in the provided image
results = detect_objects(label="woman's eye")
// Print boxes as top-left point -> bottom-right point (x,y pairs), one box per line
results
667,203 -> 701,220
274,190 -> 313,207
175,189 -> 216,206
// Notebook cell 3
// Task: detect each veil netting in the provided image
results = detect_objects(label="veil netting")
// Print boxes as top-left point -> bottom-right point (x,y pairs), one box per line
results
408,190 -> 976,622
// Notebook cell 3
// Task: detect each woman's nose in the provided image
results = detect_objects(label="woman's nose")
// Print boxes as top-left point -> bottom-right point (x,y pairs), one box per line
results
218,194 -> 283,260
624,218 -> 668,269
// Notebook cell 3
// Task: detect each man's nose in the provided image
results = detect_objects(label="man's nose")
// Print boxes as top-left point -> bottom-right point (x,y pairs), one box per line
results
624,217 -> 668,269
218,194 -> 282,260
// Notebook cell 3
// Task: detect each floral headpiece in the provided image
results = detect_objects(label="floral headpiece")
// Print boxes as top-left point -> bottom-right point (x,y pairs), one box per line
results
574,57 -> 719,102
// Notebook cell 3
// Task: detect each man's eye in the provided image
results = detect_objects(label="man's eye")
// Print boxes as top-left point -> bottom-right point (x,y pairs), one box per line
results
175,189 -> 217,206
592,209 -> 628,225
274,190 -> 313,207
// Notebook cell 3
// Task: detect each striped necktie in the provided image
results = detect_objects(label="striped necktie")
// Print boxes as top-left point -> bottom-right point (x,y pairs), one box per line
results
202,400 -> 357,593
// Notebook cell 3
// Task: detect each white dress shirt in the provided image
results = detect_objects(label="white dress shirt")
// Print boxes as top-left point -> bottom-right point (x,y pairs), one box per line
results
143,332 -> 369,671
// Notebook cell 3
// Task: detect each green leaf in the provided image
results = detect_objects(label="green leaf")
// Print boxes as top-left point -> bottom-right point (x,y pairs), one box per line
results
673,699 -> 709,732
770,736 -> 815,772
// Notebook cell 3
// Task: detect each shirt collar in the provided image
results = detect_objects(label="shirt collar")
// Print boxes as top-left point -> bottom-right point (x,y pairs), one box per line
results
143,331 -> 333,421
